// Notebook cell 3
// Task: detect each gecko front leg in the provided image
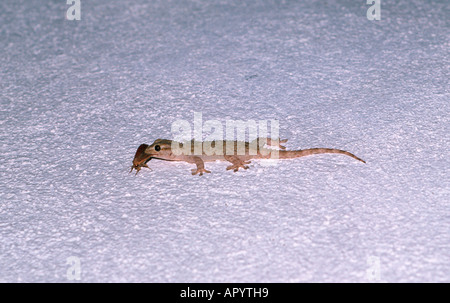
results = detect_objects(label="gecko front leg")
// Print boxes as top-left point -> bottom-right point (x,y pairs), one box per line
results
224,155 -> 251,172
190,156 -> 211,176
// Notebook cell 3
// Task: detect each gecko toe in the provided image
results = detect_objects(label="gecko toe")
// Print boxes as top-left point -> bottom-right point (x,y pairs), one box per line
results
192,168 -> 211,175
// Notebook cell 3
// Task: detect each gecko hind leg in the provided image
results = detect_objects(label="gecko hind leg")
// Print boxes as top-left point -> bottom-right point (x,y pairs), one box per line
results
225,156 -> 251,172
190,156 -> 211,176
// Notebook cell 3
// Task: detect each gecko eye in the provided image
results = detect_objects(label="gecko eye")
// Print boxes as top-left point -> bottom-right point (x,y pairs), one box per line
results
154,145 -> 161,151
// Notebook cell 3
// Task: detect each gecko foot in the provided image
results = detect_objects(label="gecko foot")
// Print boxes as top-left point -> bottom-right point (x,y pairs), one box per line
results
226,160 -> 251,172
191,168 -> 211,176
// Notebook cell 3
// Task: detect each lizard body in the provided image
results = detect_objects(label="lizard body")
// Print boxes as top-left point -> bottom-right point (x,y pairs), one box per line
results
130,137 -> 365,175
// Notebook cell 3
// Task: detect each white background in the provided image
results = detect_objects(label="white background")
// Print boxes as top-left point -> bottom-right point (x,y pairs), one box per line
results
1,0 -> 448,282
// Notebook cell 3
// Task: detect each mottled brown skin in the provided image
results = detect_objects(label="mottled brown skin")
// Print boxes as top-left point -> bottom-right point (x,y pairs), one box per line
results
130,138 -> 365,176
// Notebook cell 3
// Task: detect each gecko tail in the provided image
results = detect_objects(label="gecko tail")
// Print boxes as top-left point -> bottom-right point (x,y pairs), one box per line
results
278,148 -> 366,163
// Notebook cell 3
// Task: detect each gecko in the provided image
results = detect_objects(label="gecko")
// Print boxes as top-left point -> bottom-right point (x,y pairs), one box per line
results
130,137 -> 365,175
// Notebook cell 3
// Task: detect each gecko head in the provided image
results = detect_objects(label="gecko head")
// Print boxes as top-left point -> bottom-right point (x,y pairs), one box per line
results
130,144 -> 152,175
130,140 -> 178,175
144,139 -> 175,158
